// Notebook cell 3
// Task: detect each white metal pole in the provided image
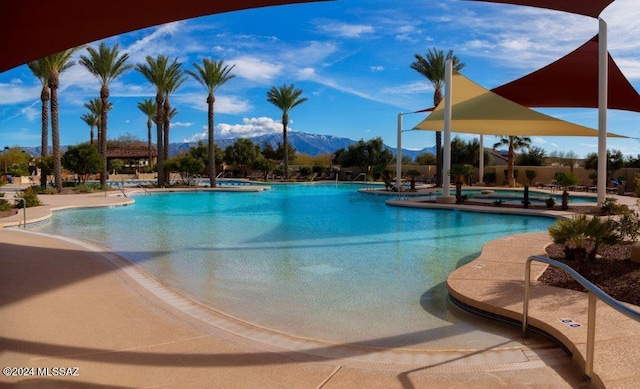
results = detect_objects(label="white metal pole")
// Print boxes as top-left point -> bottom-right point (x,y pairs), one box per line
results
597,18 -> 608,206
479,134 -> 484,184
442,59 -> 453,197
396,113 -> 403,191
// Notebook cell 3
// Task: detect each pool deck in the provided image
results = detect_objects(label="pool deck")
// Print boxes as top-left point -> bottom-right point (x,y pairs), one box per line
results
1,183 -> 638,388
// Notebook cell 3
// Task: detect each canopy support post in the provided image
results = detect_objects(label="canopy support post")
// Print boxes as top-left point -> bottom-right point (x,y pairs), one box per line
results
479,134 -> 484,185
437,59 -> 455,203
396,113 -> 403,193
597,18 -> 607,206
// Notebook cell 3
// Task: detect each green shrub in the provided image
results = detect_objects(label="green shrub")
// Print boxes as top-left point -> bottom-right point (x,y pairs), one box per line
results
483,171 -> 496,185
15,187 -> 41,208
548,214 -> 619,264
545,197 -> 556,208
0,199 -> 12,212
609,208 -> 640,242
601,197 -> 628,215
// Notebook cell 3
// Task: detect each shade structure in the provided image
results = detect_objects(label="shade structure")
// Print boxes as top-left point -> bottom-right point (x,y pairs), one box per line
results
492,35 -> 640,112
464,0 -> 614,18
0,0 -> 329,73
414,73 -> 626,138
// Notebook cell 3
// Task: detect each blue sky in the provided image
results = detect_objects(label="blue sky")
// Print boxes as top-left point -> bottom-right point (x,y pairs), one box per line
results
1,0 -> 639,158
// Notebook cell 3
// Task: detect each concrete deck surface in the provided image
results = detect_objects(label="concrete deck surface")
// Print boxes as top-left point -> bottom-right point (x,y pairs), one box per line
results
1,183 -> 632,388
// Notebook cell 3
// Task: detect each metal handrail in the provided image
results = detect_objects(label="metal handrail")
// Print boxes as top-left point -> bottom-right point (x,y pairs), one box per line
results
523,255 -> 640,379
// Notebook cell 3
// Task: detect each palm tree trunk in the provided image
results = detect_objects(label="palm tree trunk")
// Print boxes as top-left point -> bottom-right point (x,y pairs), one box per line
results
49,79 -> 62,192
100,85 -> 109,188
207,94 -> 216,187
40,87 -> 49,188
283,113 -> 289,179
508,139 -> 515,187
155,92 -> 165,187
147,119 -> 152,171
163,99 -> 170,184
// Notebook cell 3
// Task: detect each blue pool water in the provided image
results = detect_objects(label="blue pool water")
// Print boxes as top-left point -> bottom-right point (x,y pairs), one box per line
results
31,184 -> 555,348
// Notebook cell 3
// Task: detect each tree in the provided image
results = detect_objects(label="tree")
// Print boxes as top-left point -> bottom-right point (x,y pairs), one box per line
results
415,152 -> 437,165
27,58 -> 50,188
137,98 -> 156,167
336,138 -> 393,178
584,149 -> 624,183
83,97 -> 112,147
252,156 -> 277,179
80,42 -> 132,188
493,136 -> 531,187
410,48 -> 465,187
266,84 -> 307,179
164,154 -> 205,185
188,141 -> 223,176
516,146 -> 546,166
46,48 -> 79,191
449,164 -> 475,203
61,144 -> 103,183
162,66 -> 187,169
186,58 -> 235,187
554,172 -> 578,210
136,56 -> 182,187
224,138 -> 261,177
548,150 -> 579,172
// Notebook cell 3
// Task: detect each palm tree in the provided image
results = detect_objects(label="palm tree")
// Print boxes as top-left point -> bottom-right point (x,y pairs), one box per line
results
493,136 -> 532,187
186,58 -> 236,187
81,113 -> 99,146
162,67 -> 187,175
137,98 -> 157,169
136,55 -> 182,187
84,98 -> 112,147
27,58 -> 50,188
46,48 -> 79,191
80,42 -> 132,188
266,84 -> 307,179
410,48 -> 465,187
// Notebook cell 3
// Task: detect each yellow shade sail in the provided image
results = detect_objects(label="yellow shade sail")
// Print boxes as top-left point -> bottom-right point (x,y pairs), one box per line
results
414,73 -> 626,138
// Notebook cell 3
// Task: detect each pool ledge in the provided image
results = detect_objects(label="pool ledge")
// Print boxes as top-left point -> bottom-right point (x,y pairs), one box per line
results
447,231 -> 640,389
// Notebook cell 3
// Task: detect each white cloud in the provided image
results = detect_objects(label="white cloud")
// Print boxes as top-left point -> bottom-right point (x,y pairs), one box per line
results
20,105 -> 38,122
230,56 -> 283,82
171,121 -> 194,128
370,65 -> 384,72
183,116 -> 285,142
315,20 -> 375,38
550,143 -> 559,148
532,137 -> 546,144
0,81 -> 41,105
175,93 -> 251,115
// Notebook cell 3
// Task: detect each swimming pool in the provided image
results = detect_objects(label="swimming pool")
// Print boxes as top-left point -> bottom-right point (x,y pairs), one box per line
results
30,184 -> 554,349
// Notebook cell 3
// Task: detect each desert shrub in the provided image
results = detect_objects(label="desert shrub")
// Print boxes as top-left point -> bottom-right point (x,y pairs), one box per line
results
525,170 -> 537,185
600,197 -> 628,215
72,183 -> 101,193
15,187 -> 41,208
545,197 -> 556,208
548,214 -> 619,264
0,199 -> 11,212
483,171 -> 496,184
609,208 -> 640,242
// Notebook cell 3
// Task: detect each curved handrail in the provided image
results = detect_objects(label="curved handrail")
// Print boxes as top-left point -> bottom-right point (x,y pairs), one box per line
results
523,254 -> 640,380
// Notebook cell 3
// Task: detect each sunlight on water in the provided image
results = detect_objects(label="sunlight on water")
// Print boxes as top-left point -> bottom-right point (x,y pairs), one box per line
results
31,184 -> 553,349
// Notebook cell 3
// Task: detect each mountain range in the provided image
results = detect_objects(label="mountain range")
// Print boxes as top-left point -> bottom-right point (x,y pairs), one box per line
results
19,132 -> 437,160
170,132 -> 437,159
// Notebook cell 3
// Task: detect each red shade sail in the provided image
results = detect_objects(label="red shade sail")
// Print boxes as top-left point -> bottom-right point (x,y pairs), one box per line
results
0,0 -> 329,73
491,35 -> 640,112
465,0 -> 614,18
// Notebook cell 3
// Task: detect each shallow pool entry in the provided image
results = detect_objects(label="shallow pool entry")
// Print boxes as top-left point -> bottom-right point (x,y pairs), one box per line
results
32,184 -> 554,349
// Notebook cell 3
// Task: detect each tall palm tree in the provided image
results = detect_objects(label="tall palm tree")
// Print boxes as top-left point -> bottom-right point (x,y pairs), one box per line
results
81,113 -> 99,146
410,48 -> 465,187
84,97 -> 112,147
186,58 -> 236,187
493,136 -> 532,187
46,48 -> 79,191
79,42 -> 132,188
136,55 -> 181,187
162,67 -> 187,176
27,58 -> 50,188
266,84 -> 307,179
137,98 -> 157,169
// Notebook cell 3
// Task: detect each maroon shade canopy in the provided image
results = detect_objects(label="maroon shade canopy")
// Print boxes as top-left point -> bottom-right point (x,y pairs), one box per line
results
491,35 -> 640,112
465,0 -> 614,18
0,0 -> 328,73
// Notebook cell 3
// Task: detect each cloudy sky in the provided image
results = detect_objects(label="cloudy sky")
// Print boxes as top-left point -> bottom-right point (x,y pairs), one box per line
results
1,0 -> 639,157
